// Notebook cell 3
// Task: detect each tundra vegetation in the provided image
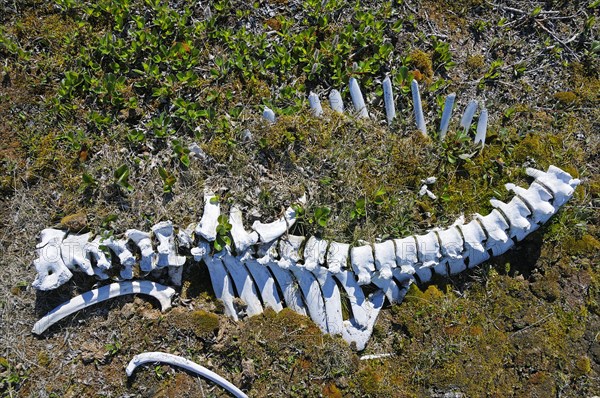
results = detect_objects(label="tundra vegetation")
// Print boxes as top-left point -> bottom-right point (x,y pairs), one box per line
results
0,0 -> 599,396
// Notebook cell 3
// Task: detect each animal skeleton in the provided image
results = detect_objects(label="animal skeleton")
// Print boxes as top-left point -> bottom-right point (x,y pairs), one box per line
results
31,80 -> 581,351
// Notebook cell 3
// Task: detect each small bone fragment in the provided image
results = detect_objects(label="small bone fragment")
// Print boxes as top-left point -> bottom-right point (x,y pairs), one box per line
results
221,253 -> 264,317
326,241 -> 350,273
32,281 -> 175,335
349,77 -> 369,118
374,240 -> 396,280
303,236 -> 327,271
350,245 -> 375,285
382,76 -> 396,125
422,176 -> 437,185
229,206 -> 259,253
262,106 -> 276,123
474,108 -> 488,145
196,194 -> 220,241
411,80 -> 427,135
439,93 -> 456,140
102,236 -> 135,279
328,89 -> 344,113
460,100 -> 478,131
308,92 -> 323,117
360,353 -> 394,360
32,229 -> 73,291
241,255 -> 284,312
126,229 -> 155,272
126,352 -> 248,398
61,232 -> 94,275
251,194 -> 306,243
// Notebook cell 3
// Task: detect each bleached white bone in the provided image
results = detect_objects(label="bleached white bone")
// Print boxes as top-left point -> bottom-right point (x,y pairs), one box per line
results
457,219 -> 489,268
374,240 -> 395,280
61,232 -> 94,275
102,236 -> 135,280
326,241 -> 349,273
290,266 -> 329,333
241,254 -> 284,312
506,183 -> 555,224
278,235 -> 305,267
476,210 -> 514,256
382,76 -> 395,125
527,166 -> 580,207
415,231 -> 441,268
32,281 -> 175,335
303,236 -> 327,271
437,226 -> 466,275
328,89 -> 344,113
308,92 -> 323,117
152,221 -> 186,270
349,77 -> 368,118
126,352 -> 248,398
251,194 -> 306,243
350,245 -> 375,285
490,197 -> 532,241
311,266 -> 344,335
411,80 -> 426,135
32,229 -> 73,291
262,106 -> 276,123
221,253 -> 264,317
87,236 -> 112,279
229,206 -> 259,252
393,236 -> 418,274
460,100 -> 478,131
474,108 -> 488,145
126,229 -> 155,272
196,194 -> 220,241
199,245 -> 239,321
266,259 -> 308,316
177,227 -> 194,249
439,93 -> 456,140
340,288 -> 385,351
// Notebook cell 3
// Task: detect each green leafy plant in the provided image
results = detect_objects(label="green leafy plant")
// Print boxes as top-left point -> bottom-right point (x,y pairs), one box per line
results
313,206 -> 331,228
158,167 -> 177,193
214,214 -> 232,252
171,139 -> 190,167
114,164 -> 133,191
351,198 -> 367,220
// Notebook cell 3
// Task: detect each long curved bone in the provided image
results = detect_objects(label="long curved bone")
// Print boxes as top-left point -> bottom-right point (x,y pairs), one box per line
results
32,281 -> 176,335
126,352 -> 248,398
32,165 -> 580,350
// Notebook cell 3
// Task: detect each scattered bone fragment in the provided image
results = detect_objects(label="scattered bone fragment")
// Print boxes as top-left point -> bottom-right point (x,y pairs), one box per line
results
262,106 -> 276,123
126,352 -> 248,398
439,93 -> 456,140
460,100 -> 478,131
328,89 -> 344,113
382,76 -> 396,125
474,108 -> 488,145
32,281 -> 175,335
349,77 -> 369,118
411,80 -> 427,135
308,92 -> 323,117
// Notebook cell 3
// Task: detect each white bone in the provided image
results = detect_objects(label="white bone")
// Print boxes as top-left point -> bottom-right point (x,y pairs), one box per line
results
308,92 -> 323,117
439,93 -> 456,140
415,231 -> 441,268
476,210 -> 514,256
490,197 -> 532,241
201,246 -> 239,321
393,236 -> 418,274
460,100 -> 478,131
262,106 -> 276,123
126,229 -> 155,272
349,77 -> 368,118
229,206 -> 259,253
278,235 -> 305,267
311,266 -> 344,335
252,194 -> 306,243
341,289 -> 385,351
32,229 -> 73,291
374,240 -> 395,279
61,233 -> 94,275
290,266 -> 329,333
241,255 -> 284,312
326,241 -> 349,273
87,236 -> 112,279
221,253 -> 263,317
474,108 -> 488,145
506,183 -> 555,224
328,89 -> 344,113
411,80 -> 426,135
437,226 -> 466,275
350,245 -> 375,285
177,227 -> 194,249
382,76 -> 395,125
303,236 -> 327,271
32,281 -> 175,335
125,352 -> 248,398
196,194 -> 220,241
152,221 -> 186,274
266,260 -> 308,316
457,219 -> 489,268
527,166 -> 580,207
102,236 -> 135,279
256,238 -> 279,259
